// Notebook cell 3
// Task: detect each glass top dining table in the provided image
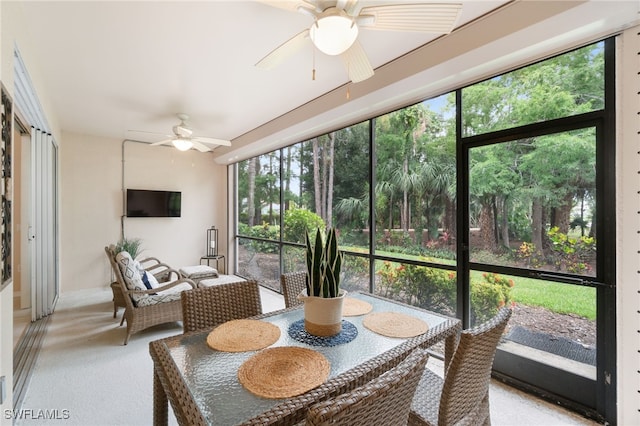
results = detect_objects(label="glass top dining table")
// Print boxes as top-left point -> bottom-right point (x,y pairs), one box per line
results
149,291 -> 461,426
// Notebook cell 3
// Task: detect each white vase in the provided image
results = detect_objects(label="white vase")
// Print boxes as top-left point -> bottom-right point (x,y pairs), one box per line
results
297,288 -> 348,337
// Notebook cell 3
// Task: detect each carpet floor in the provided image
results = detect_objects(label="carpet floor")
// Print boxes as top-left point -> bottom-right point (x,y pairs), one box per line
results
15,287 -> 597,426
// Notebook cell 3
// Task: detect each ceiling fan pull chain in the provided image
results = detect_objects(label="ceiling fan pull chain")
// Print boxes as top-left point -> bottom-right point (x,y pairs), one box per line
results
312,47 -> 316,81
346,57 -> 351,100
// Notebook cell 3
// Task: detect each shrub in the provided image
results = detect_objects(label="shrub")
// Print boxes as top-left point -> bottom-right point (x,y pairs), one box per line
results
375,261 -> 403,300
381,264 -> 456,316
342,252 -> 369,276
471,273 -> 514,324
243,223 -> 280,253
283,208 -> 325,244
376,264 -> 514,323
515,242 -> 545,268
547,226 -> 595,274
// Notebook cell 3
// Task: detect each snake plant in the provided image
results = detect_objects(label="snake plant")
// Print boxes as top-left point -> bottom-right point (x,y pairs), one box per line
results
305,227 -> 343,298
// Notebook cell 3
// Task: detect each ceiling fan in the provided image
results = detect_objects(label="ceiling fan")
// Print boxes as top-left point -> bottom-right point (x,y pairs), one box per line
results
255,0 -> 462,83
132,114 -> 231,152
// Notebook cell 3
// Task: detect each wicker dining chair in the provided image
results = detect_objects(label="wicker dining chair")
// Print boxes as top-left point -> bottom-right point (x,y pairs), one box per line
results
180,280 -> 263,333
280,271 -> 307,308
305,348 -> 430,426
408,306 -> 513,426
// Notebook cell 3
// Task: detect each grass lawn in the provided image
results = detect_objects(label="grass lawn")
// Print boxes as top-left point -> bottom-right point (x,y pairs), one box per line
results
468,270 -> 596,320
347,247 -> 597,321
509,276 -> 596,320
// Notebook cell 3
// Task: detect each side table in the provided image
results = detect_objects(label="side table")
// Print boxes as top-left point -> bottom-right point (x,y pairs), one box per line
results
200,255 -> 225,274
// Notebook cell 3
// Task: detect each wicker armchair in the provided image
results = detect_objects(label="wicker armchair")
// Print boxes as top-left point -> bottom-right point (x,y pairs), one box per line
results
105,246 -> 196,345
305,348 -> 430,426
180,280 -> 263,333
408,307 -> 513,426
280,271 -> 307,308
109,251 -> 174,323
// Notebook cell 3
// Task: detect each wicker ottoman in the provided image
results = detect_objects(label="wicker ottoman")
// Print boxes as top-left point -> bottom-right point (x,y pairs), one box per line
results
179,265 -> 220,284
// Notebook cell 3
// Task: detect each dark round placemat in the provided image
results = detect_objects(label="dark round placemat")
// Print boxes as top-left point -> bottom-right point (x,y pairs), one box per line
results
288,319 -> 358,346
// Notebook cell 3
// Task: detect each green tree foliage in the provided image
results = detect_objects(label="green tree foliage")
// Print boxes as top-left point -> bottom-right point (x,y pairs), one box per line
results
237,41 -> 603,277
464,42 -> 602,260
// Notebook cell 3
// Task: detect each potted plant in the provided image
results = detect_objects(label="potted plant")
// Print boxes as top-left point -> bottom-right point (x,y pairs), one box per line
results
114,237 -> 143,259
297,227 -> 347,336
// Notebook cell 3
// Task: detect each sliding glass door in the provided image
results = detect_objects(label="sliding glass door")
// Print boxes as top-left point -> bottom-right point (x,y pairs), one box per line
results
458,38 -> 615,421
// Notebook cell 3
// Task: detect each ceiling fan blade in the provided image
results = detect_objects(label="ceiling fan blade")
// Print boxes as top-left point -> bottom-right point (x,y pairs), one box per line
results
150,139 -> 172,147
255,29 -> 310,70
339,0 -> 360,16
192,136 -> 232,147
358,3 -> 462,33
341,40 -> 374,83
191,141 -> 213,153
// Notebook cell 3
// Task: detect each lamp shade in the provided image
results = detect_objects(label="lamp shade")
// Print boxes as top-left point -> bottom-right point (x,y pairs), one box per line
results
172,138 -> 193,151
310,14 -> 358,56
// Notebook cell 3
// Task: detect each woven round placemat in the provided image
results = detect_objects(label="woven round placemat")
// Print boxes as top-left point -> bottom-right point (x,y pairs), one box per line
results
238,346 -> 330,399
206,319 -> 281,352
363,311 -> 429,338
343,297 -> 373,316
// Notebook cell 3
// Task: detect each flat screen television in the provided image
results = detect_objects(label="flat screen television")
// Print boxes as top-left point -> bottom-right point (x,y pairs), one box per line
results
126,189 -> 181,217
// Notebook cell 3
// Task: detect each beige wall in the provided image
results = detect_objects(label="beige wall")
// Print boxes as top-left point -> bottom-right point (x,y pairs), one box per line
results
60,133 -> 228,293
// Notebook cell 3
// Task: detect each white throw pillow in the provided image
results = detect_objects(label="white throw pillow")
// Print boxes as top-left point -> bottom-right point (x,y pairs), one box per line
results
115,251 -> 146,295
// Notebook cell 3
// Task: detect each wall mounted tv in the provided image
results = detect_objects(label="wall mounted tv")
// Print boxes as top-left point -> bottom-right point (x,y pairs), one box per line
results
126,189 -> 181,218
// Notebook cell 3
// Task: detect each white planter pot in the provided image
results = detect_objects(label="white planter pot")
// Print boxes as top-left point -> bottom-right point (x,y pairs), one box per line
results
297,288 -> 348,336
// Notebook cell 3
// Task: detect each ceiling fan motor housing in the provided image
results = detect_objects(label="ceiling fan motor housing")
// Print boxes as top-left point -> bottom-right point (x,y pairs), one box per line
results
173,123 -> 193,138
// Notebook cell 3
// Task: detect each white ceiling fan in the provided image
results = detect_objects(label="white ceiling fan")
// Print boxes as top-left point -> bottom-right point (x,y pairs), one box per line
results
132,114 -> 232,152
255,0 -> 462,83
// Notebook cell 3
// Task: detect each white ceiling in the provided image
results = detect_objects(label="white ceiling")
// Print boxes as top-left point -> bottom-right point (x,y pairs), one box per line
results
14,1 -> 640,163
17,2 -> 507,144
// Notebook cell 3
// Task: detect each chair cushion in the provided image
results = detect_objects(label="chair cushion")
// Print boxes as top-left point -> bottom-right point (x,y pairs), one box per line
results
198,275 -> 247,288
116,251 -> 194,307
135,282 -> 193,307
179,265 -> 219,279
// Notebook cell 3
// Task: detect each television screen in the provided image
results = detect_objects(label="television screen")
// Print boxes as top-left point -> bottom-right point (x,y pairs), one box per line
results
126,189 -> 181,217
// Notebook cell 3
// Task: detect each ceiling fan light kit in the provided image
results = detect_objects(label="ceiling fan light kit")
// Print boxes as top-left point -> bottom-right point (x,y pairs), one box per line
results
172,138 -> 193,152
309,8 -> 358,56
130,113 -> 232,153
256,1 -> 462,84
